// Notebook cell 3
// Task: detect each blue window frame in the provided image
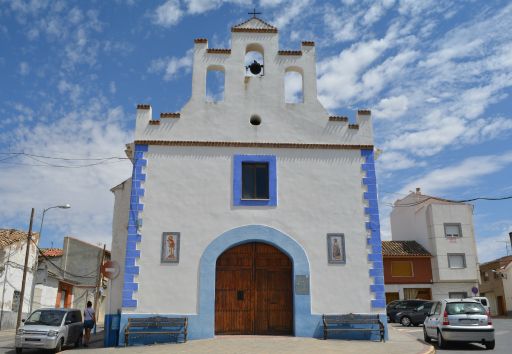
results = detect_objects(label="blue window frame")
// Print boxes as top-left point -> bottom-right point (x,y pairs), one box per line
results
233,155 -> 277,206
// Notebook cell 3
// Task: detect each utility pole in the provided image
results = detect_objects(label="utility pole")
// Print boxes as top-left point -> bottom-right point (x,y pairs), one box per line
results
93,244 -> 106,332
16,208 -> 35,330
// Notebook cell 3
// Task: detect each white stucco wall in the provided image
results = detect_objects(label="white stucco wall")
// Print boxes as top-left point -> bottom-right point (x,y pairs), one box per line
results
114,19 -> 382,322
503,264 -> 512,315
0,239 -> 38,329
391,193 -> 479,287
33,277 -> 59,309
107,179 -> 131,314
125,146 -> 372,315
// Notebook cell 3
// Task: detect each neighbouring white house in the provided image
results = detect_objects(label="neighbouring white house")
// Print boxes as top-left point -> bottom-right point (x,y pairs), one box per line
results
33,237 -> 110,324
479,255 -> 512,316
0,229 -> 39,330
108,15 -> 386,344
390,188 -> 479,300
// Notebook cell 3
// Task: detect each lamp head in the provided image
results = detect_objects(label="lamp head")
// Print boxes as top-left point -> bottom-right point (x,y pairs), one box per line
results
59,204 -> 71,209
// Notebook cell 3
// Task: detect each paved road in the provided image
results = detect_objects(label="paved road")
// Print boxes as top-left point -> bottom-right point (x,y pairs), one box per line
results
391,318 -> 512,354
0,328 -> 103,354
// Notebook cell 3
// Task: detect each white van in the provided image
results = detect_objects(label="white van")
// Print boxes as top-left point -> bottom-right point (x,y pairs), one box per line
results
466,297 -> 491,314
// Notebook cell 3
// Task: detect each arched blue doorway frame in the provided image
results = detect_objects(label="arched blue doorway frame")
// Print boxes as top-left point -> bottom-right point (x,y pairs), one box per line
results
196,224 -> 321,339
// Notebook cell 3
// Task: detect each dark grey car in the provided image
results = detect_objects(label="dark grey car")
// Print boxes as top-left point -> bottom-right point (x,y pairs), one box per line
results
386,300 -> 430,323
395,301 -> 434,326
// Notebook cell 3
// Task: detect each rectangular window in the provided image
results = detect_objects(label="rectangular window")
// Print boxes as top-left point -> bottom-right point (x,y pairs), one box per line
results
448,254 -> 466,269
233,155 -> 277,206
391,261 -> 414,277
444,223 -> 462,238
449,292 -> 468,299
242,162 -> 269,199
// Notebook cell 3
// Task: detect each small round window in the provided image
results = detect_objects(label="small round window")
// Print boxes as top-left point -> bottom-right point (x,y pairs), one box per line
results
250,115 -> 261,126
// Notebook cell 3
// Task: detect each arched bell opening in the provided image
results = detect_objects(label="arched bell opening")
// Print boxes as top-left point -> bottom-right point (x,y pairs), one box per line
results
245,43 -> 264,77
284,66 -> 304,103
206,65 -> 225,102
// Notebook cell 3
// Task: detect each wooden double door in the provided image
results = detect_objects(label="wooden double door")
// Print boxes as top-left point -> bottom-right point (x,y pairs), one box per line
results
215,242 -> 293,335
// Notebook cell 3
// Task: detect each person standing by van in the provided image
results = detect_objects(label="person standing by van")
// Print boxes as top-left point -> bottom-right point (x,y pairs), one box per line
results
83,301 -> 96,347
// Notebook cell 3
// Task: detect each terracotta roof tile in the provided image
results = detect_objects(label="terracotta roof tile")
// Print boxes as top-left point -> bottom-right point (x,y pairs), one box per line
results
358,109 -> 371,115
348,124 -> 359,129
207,48 -> 231,54
148,120 -> 160,125
302,41 -> 315,46
0,229 -> 39,248
329,116 -> 348,122
40,248 -> 63,257
231,17 -> 278,33
278,50 -> 302,56
194,38 -> 208,43
382,241 -> 431,257
160,112 -> 180,118
137,104 -> 151,110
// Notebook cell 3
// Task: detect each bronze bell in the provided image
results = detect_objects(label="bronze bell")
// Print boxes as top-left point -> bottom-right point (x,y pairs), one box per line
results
247,60 -> 263,75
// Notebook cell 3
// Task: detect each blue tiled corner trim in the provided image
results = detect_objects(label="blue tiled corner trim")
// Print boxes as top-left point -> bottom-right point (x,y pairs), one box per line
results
361,149 -> 385,309
122,144 -> 148,308
233,155 -> 277,206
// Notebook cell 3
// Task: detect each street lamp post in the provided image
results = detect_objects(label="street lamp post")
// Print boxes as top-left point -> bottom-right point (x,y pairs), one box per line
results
28,204 -> 71,312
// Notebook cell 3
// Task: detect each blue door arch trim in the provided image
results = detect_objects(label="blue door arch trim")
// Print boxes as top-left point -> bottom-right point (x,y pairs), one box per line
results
197,224 -> 320,339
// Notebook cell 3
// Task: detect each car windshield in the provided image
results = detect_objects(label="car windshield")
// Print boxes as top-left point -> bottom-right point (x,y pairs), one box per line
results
25,310 -> 65,326
446,302 -> 486,315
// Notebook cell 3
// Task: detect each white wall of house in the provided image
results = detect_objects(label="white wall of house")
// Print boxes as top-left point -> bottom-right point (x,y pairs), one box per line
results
503,264 -> 512,315
0,239 -> 38,329
108,179 -> 131,315
391,191 -> 479,299
33,277 -> 59,309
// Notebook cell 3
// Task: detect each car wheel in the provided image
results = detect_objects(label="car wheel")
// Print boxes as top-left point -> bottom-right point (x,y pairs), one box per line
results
423,327 -> 431,343
437,330 -> 448,349
75,333 -> 83,348
15,348 -> 22,354
485,340 -> 495,350
54,338 -> 63,353
400,316 -> 412,327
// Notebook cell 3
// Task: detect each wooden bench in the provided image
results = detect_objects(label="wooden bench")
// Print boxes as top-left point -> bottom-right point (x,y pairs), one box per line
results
323,314 -> 385,342
124,317 -> 188,346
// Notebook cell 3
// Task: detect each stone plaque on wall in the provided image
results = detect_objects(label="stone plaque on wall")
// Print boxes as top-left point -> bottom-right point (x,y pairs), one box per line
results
294,275 -> 310,295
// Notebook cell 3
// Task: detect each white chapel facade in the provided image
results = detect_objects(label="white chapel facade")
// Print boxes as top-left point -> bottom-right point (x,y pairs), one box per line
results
109,16 -> 385,341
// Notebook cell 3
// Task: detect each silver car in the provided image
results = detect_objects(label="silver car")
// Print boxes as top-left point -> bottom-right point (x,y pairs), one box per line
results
15,308 -> 83,353
423,299 -> 495,349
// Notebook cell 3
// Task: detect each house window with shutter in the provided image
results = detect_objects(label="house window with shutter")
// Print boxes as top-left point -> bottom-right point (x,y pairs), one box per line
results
391,261 -> 414,277
444,223 -> 462,238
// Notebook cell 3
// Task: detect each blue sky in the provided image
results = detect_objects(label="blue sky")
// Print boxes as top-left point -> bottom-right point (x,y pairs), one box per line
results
0,0 -> 511,261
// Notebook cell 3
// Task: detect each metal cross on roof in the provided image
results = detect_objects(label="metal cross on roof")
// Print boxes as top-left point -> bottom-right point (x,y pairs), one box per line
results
248,8 -> 261,18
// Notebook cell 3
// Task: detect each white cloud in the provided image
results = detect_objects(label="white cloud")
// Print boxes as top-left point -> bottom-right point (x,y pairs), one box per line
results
109,81 -> 117,94
153,0 -> 183,27
317,35 -> 392,110
148,49 -> 193,81
259,0 -> 286,7
399,151 -> 512,196
476,228 -> 512,263
272,0 -> 311,29
0,100 -> 132,248
373,95 -> 408,119
377,151 -> 420,171
19,61 -> 29,75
